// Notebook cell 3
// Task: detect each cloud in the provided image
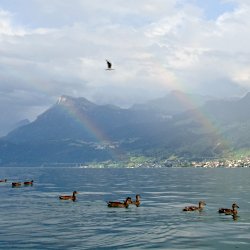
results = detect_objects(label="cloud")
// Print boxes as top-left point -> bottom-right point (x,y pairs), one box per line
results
0,0 -> 250,135
145,1 -> 250,92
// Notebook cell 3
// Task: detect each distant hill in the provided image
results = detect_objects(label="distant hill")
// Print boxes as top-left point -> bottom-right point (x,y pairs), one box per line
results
132,90 -> 213,116
0,91 -> 250,165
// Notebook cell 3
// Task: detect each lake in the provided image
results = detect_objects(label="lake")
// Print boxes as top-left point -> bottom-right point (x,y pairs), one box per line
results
0,167 -> 250,249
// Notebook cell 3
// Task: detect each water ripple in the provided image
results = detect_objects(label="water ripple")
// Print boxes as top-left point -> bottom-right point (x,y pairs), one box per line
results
0,167 -> 250,249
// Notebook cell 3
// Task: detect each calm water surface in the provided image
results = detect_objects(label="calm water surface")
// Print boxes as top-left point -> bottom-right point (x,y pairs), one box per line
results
0,167 -> 250,249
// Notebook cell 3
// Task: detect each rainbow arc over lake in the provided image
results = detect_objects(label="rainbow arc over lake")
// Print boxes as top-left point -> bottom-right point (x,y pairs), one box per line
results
57,91 -> 231,162
57,96 -> 122,160
172,91 -> 231,154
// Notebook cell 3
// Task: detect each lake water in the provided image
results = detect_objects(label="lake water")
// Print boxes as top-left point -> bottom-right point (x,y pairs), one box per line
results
0,167 -> 250,249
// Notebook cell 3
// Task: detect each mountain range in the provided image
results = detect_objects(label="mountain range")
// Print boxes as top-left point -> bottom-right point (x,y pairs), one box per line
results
0,90 -> 250,165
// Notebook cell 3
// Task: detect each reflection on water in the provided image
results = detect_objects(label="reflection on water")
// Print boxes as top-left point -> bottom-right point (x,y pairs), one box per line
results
0,167 -> 250,249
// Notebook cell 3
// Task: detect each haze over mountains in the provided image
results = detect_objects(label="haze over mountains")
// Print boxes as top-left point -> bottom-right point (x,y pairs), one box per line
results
0,91 -> 250,165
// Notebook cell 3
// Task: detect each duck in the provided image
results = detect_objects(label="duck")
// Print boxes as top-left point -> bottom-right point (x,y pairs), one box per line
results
59,191 -> 78,201
24,180 -> 34,186
183,201 -> 206,211
218,203 -> 239,215
12,182 -> 21,187
0,179 -> 7,182
107,197 -> 132,208
131,194 -> 141,207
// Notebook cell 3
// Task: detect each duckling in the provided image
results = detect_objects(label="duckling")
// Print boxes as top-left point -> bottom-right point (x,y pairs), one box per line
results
0,179 -> 7,182
183,201 -> 206,211
107,197 -> 132,208
24,180 -> 34,186
218,203 -> 239,215
131,194 -> 141,207
59,191 -> 78,201
12,182 -> 21,187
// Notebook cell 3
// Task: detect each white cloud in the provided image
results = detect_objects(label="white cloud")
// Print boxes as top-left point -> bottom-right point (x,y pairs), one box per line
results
0,10 -> 26,36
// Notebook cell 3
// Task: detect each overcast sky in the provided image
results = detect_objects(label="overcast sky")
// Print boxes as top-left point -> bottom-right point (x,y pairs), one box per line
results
0,0 -> 250,135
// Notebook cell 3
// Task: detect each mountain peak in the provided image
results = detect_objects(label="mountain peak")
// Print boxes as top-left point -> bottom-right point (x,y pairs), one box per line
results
56,95 -> 96,110
57,95 -> 70,104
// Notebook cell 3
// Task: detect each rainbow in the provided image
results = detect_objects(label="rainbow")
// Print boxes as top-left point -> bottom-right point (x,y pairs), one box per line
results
154,61 -> 231,155
172,91 -> 231,155
58,88 -> 231,162
58,98 -> 123,160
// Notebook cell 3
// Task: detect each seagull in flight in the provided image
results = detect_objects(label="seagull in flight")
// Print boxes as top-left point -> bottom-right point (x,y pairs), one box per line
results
106,59 -> 115,70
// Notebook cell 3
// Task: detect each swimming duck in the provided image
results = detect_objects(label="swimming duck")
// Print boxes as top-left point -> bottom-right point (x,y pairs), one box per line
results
0,179 -> 7,182
131,194 -> 141,207
59,191 -> 78,201
218,203 -> 239,215
183,201 -> 206,211
107,197 -> 132,208
24,180 -> 34,186
12,182 -> 21,187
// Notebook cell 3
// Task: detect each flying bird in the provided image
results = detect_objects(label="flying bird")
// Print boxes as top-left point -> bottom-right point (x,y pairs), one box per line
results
106,59 -> 114,70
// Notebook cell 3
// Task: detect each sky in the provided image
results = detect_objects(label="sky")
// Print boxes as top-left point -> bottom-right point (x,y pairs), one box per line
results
0,0 -> 250,135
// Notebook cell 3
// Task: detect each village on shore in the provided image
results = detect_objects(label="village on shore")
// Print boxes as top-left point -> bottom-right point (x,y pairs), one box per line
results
181,158 -> 250,168
79,156 -> 250,168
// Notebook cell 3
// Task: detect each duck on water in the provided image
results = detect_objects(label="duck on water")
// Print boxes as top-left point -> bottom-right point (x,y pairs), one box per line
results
12,182 -> 22,187
183,201 -> 206,211
131,194 -> 141,207
59,191 -> 78,201
218,203 -> 239,215
107,197 -> 132,208
24,180 -> 34,186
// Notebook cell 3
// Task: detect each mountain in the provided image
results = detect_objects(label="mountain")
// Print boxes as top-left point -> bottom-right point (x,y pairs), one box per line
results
0,92 -> 250,165
173,92 -> 250,154
5,119 -> 30,136
132,90 -> 213,116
